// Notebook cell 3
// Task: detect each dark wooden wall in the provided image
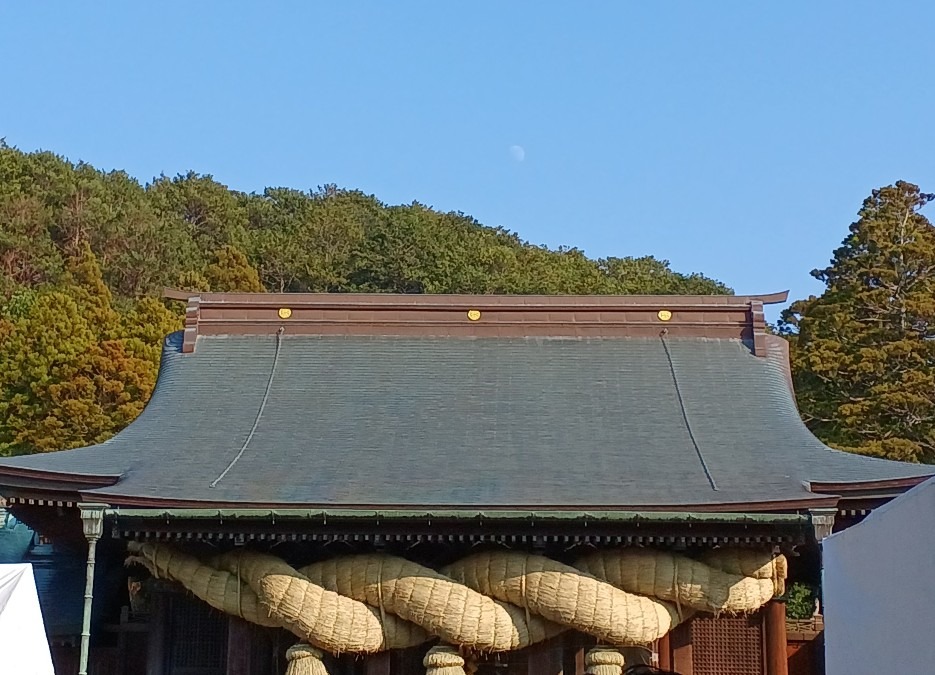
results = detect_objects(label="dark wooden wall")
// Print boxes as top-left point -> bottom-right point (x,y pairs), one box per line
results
130,593 -> 793,675
657,603 -> 790,675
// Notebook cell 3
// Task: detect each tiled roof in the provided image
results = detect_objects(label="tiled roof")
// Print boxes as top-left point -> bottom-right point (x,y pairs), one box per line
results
1,328 -> 929,510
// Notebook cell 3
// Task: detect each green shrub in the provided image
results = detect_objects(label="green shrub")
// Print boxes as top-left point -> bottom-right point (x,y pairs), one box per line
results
784,582 -> 817,619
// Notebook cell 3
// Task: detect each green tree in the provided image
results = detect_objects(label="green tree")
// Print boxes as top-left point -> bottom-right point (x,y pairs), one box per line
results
0,143 -> 198,299
245,186 -> 369,292
203,246 -> 265,293
601,256 -> 731,295
147,171 -> 249,253
781,181 -> 935,463
121,297 -> 183,364
0,146 -> 66,297
0,249 -> 163,455
0,194 -> 62,297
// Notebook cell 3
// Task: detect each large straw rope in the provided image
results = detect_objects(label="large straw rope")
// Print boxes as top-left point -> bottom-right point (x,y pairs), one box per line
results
128,543 -> 425,653
126,543 -> 281,628
210,551 -> 559,651
127,543 -> 785,657
701,547 -> 787,597
295,554 -> 563,651
441,551 -> 681,646
575,548 -> 777,615
212,550 -> 430,650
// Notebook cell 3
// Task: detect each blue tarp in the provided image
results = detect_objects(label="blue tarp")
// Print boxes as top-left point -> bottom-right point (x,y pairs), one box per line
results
0,512 -> 84,638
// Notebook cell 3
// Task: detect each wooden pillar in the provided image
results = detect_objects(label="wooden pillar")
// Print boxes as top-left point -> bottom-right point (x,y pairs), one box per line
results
670,621 -> 693,675
366,651 -> 392,675
764,601 -> 789,675
227,617 -> 251,675
564,632 -> 586,675
573,646 -> 586,675
657,633 -> 672,671
146,592 -> 167,675
528,636 -> 564,675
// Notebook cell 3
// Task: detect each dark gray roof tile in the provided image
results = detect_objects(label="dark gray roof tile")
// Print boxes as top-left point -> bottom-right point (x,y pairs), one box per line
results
1,332 -> 931,509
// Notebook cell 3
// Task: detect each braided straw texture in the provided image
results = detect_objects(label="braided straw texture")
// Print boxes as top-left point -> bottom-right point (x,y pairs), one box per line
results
127,543 -> 785,656
701,548 -> 788,597
285,644 -> 329,675
585,647 -> 625,675
442,551 -> 679,646
576,548 -> 776,615
300,554 -> 561,651
126,543 -> 280,627
423,645 -> 467,675
212,551 -> 429,650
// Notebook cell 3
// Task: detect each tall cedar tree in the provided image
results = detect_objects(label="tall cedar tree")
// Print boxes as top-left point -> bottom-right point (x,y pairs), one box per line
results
781,182 -> 935,463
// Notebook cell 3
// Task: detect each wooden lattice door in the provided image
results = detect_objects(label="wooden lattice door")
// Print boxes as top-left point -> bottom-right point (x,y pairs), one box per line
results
165,594 -> 228,675
690,611 -> 766,675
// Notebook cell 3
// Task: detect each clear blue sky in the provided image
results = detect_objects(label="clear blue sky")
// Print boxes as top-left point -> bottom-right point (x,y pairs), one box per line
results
2,2 -> 933,318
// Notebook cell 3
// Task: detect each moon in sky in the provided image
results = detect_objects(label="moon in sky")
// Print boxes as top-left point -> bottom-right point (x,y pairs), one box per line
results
509,145 -> 525,162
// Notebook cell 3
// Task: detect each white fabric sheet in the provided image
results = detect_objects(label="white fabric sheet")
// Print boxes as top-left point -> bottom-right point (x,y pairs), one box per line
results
823,476 -> 935,675
0,564 -> 55,675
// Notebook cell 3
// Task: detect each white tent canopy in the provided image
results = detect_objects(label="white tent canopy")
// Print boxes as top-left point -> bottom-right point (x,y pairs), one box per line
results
823,476 -> 935,675
0,563 -> 55,675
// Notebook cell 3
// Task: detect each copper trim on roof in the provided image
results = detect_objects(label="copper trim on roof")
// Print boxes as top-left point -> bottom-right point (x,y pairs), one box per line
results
164,289 -> 788,354
807,475 -> 933,494
76,491 -> 840,513
0,465 -> 120,487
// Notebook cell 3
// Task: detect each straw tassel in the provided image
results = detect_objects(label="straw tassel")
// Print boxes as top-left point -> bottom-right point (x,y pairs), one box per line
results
424,645 -> 467,675
285,643 -> 328,675
585,647 -> 625,675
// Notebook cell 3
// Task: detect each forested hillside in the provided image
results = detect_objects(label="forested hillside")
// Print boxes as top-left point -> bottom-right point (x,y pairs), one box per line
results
0,145 -> 728,456
5,147 -> 931,465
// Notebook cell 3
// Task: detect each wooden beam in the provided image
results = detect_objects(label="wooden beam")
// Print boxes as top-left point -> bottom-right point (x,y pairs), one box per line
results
671,621 -> 693,675
564,632 -> 586,675
226,617 -> 251,675
657,632 -> 672,671
145,592 -> 166,675
764,601 -> 789,675
366,651 -> 392,675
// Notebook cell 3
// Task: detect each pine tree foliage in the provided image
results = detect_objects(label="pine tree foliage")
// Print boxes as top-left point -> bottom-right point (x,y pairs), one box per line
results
781,182 -> 935,463
0,247 -> 174,455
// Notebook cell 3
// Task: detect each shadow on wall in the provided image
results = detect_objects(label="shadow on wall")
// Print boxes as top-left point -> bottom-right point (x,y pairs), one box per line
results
0,510 -> 86,639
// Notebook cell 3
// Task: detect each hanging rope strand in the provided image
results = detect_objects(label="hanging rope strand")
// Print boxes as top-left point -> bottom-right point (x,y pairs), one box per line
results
210,327 -> 285,488
659,331 -> 718,491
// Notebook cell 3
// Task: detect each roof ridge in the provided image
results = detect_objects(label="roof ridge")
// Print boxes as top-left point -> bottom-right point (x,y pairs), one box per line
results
169,290 -> 778,351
